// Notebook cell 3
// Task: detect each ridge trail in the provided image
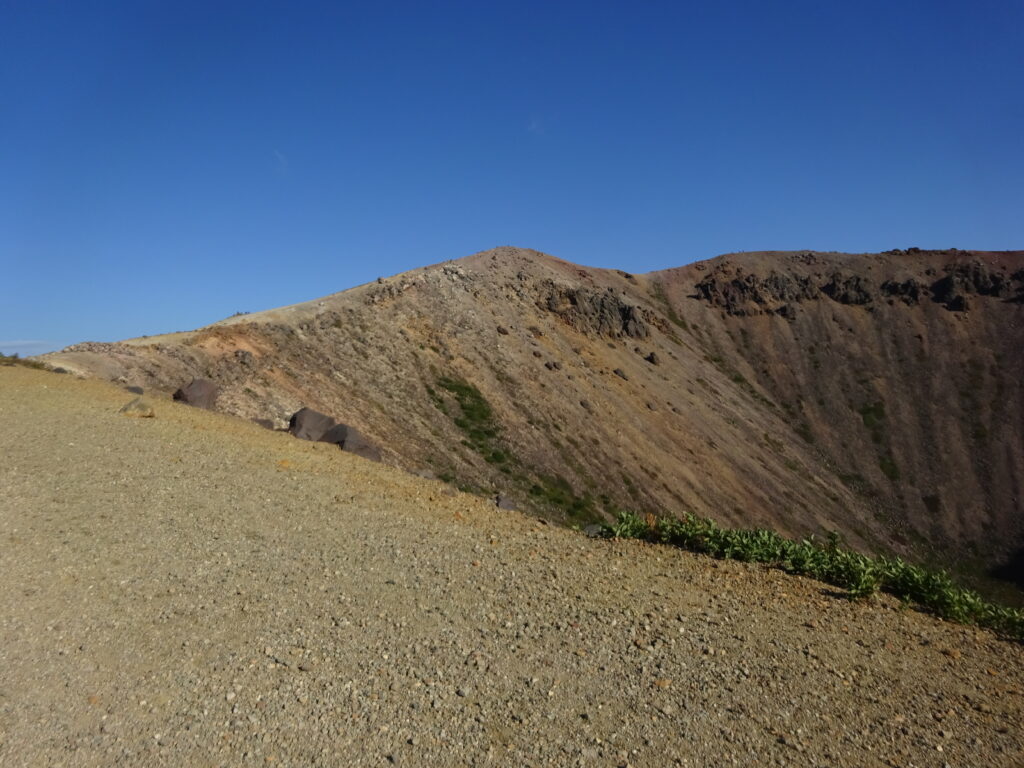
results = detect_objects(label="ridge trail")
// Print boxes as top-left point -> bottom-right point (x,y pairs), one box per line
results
1,366 -> 1022,766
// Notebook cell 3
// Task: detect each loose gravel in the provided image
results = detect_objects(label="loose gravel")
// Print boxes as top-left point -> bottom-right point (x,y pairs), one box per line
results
1,367 -> 1022,767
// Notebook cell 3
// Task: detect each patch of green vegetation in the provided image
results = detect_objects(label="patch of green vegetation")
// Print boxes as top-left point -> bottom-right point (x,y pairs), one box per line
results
601,511 -> 1024,640
855,399 -> 901,475
0,353 -> 47,370
529,475 -> 597,520
837,471 -> 864,487
431,375 -> 516,480
794,422 -> 814,444
485,448 -> 509,465
436,376 -> 499,442
879,453 -> 901,482
859,401 -> 886,430
650,281 -> 689,331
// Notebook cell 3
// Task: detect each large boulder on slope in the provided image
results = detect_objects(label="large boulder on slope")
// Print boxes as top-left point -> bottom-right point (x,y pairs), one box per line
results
321,422 -> 382,462
172,378 -> 219,409
288,407 -> 335,441
289,408 -> 382,461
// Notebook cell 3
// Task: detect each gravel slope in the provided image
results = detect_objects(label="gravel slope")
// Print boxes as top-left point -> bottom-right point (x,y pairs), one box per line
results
1,366 -> 1022,767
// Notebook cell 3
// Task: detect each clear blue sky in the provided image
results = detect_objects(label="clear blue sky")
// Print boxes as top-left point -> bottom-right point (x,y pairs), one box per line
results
2,1 -> 1022,356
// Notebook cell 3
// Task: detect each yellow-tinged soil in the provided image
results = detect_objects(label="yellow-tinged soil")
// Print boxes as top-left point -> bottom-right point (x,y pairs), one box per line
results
1,366 -> 1022,767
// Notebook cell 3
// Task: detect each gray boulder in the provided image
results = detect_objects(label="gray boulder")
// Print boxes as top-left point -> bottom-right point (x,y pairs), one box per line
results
495,494 -> 518,511
289,408 -> 382,461
321,422 -> 382,462
172,378 -> 218,409
288,408 -> 335,441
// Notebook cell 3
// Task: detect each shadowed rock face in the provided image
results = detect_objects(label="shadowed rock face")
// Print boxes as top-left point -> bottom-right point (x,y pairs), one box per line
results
41,246 -> 1024,594
540,282 -> 652,338
693,270 -> 818,316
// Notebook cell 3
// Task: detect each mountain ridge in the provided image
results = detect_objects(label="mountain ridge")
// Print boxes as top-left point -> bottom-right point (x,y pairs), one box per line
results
40,246 -> 1024,592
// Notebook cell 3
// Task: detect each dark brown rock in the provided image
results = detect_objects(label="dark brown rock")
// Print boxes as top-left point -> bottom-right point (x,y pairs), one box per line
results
693,270 -> 818,315
881,278 -> 925,305
321,422 -> 382,462
289,408 -> 335,441
172,378 -> 218,410
821,274 -> 873,305
540,282 -> 651,338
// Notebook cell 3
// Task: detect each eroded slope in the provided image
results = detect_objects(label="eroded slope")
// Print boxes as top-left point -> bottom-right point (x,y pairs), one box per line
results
41,247 -> 1024,587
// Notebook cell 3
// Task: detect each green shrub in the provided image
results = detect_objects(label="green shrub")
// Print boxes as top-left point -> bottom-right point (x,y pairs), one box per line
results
601,511 -> 1024,640
879,454 -> 901,481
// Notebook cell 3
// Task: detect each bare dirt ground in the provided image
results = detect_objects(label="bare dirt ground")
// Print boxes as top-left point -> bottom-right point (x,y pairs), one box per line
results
1,366 -> 1022,767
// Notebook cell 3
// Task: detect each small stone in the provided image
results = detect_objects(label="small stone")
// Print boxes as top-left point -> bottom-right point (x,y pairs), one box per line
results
118,397 -> 155,418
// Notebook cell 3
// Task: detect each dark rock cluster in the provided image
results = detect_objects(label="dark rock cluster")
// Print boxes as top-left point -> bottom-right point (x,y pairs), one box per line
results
929,262 -> 1020,312
821,274 -> 873,305
288,407 -> 381,462
540,283 -> 651,338
880,278 -> 926,305
692,270 -> 817,316
694,258 -> 1024,316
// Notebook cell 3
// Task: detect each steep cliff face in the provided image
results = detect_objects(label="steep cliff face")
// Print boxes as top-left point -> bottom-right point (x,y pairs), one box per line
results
658,249 -> 1024,584
41,246 -> 1024,590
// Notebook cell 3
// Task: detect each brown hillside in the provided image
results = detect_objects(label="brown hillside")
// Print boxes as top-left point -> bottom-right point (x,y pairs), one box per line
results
40,247 -> 1024,590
